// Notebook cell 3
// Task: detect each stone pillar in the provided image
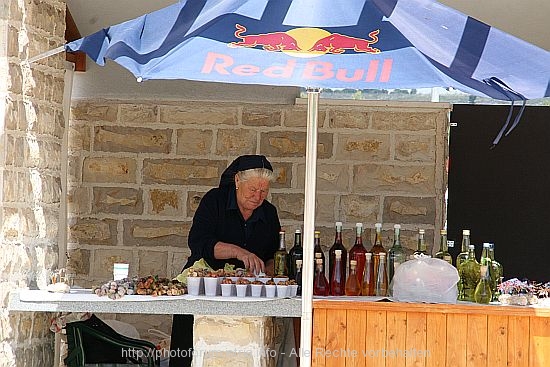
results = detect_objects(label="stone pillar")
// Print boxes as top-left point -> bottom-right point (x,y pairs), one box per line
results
0,0 -> 66,366
193,316 -> 276,367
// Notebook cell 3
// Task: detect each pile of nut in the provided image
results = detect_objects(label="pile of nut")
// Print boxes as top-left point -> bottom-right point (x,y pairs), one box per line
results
93,276 -> 186,299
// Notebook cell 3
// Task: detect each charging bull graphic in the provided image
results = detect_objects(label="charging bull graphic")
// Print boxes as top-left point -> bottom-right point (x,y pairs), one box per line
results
229,24 -> 301,51
308,30 -> 381,54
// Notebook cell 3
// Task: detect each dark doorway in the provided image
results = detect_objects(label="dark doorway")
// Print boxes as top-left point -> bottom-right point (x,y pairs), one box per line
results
447,104 -> 550,282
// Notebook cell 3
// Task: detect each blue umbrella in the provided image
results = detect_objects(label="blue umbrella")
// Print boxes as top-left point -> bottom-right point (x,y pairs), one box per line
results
57,1 -> 550,364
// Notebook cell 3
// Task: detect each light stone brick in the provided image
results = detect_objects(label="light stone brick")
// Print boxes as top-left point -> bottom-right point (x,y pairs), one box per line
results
271,162 -> 292,189
92,187 -> 144,214
395,134 -> 435,162
17,314 -> 33,342
194,316 -> 271,346
339,195 -> 380,224
138,251 -> 168,277
82,157 -> 137,183
329,110 -> 369,128
0,243 -> 32,278
383,196 -> 436,224
119,104 -> 158,124
201,351 -> 255,367
94,126 -> 171,153
92,249 -> 134,279
284,107 -> 326,128
242,107 -> 282,127
5,135 -> 24,166
71,101 -> 118,122
372,111 -> 437,131
39,174 -> 62,204
170,251 -> 191,277
176,129 -> 213,155
69,218 -> 117,246
66,248 -> 91,276
270,193 -> 303,221
24,140 -> 62,170
123,220 -> 191,247
216,129 -> 257,156
260,132 -> 332,158
187,191 -> 207,218
142,159 -> 224,185
19,207 -> 39,238
296,163 -> 349,192
9,62 -> 22,94
315,194 -> 336,223
160,104 -> 238,125
148,189 -> 183,216
353,164 -> 435,195
335,133 -> 390,161
5,96 -> 19,130
68,187 -> 90,215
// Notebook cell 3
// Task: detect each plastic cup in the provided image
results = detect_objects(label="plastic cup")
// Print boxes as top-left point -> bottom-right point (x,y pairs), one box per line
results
273,277 -> 289,285
220,283 -> 234,297
203,277 -> 220,296
276,285 -> 288,298
113,263 -> 129,280
289,284 -> 298,297
250,284 -> 263,297
256,277 -> 272,284
265,285 -> 276,298
186,277 -> 202,296
235,284 -> 248,297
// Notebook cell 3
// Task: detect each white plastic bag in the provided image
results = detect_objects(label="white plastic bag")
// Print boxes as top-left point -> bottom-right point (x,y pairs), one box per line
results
391,257 -> 459,303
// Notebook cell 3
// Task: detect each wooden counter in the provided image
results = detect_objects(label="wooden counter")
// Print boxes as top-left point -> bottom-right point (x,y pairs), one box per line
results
312,297 -> 550,367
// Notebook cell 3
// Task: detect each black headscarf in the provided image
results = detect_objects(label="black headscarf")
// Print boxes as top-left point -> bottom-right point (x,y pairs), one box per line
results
219,155 -> 273,187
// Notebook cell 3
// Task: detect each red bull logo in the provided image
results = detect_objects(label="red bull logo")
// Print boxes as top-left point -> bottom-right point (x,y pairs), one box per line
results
229,24 -> 301,51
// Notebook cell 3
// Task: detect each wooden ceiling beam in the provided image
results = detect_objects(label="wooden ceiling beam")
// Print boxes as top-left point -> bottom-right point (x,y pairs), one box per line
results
65,7 -> 86,72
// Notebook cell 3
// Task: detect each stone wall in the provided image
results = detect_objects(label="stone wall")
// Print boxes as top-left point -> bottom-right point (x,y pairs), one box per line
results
1,0 -> 66,366
66,98 -> 449,338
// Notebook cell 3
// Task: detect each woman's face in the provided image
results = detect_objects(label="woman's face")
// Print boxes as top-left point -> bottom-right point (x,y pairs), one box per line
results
235,176 -> 270,213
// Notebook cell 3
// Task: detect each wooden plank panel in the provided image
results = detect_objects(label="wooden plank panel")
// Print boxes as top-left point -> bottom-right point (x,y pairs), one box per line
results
466,314 -> 488,367
487,315 -> 508,367
312,308 -> 327,367
426,313 -> 446,367
386,311 -> 407,367
446,314 -> 467,367
405,312 -> 427,367
346,309 -> 367,367
324,309 -> 347,367
507,316 -> 530,367
529,316 -> 550,367
366,310 -> 387,367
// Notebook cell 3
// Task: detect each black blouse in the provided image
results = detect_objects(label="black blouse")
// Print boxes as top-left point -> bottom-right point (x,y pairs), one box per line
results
183,185 -> 281,271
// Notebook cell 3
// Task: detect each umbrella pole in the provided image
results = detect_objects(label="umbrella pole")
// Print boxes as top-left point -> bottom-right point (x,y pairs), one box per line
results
300,87 -> 319,367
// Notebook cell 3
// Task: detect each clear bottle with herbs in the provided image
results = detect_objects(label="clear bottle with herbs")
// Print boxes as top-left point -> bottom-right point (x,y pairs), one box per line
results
328,222 -> 347,289
387,224 -> 407,285
458,244 -> 480,302
434,229 -> 453,265
474,264 -> 492,304
456,229 -> 471,269
488,243 -> 503,302
274,231 -> 288,276
412,229 -> 429,258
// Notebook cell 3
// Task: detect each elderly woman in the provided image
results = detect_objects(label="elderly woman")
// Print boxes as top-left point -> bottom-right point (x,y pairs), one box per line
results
170,155 -> 281,367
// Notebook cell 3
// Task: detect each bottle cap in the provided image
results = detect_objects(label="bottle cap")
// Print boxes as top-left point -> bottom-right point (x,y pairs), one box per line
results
335,249 -> 342,256
468,244 -> 475,249
379,253 -> 386,258
463,229 -> 470,235
375,223 -> 382,229
315,253 -> 321,258
483,242 -> 490,248
356,223 -> 363,228
365,252 -> 372,259
295,229 -> 301,234
489,243 -> 494,248
296,260 -> 302,266
419,229 -> 425,234
440,229 -> 447,235
394,224 -> 401,229
279,230 -> 285,234
315,259 -> 323,264
336,221 -> 343,227
350,260 -> 357,266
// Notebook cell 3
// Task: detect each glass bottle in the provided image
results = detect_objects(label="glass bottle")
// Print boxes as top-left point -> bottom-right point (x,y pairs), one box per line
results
375,253 -> 388,297
295,259 -> 303,296
274,230 -> 288,276
348,223 -> 367,285
288,229 -> 303,280
330,249 -> 345,296
434,229 -> 453,265
456,229 -> 471,269
313,258 -> 329,296
328,222 -> 347,289
313,230 -> 326,275
458,244 -> 480,302
362,252 -> 375,296
345,260 -> 361,296
412,229 -> 429,258
474,265 -> 492,304
370,223 -> 387,286
488,243 -> 503,302
388,224 -> 407,285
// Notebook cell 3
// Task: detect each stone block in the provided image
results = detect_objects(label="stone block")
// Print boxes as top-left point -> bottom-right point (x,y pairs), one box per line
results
92,187 -> 144,214
260,132 -> 332,158
0,242 -> 32,280
94,126 -> 171,153
284,107 -> 326,128
67,156 -> 81,184
92,249 -> 134,279
187,191 -> 207,218
66,248 -> 91,275
138,251 -> 168,277
216,129 -> 257,156
71,101 -> 118,122
339,195 -> 380,224
82,157 -> 137,183
194,316 -> 272,346
68,218 -> 117,245
335,133 -> 390,161
9,62 -> 22,94
329,110 -> 369,128
296,163 -> 349,192
51,75 -> 64,104
176,129 -> 213,155
371,111 -> 437,131
4,96 -> 19,130
383,196 -> 436,224
352,164 -> 435,195
394,134 -> 435,162
25,140 -> 62,171
5,135 -> 24,166
142,159 -> 224,185
160,104 -> 238,125
67,187 -> 91,215
18,314 -> 32,342
19,207 -> 39,238
169,251 -> 191,277
119,104 -> 158,124
271,162 -> 292,189
200,351 -> 255,367
315,194 -> 337,223
40,174 -> 62,204
31,313 -> 49,339
149,189 -> 184,216
123,220 -> 191,247
270,193 -> 304,221
242,107 -> 282,127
